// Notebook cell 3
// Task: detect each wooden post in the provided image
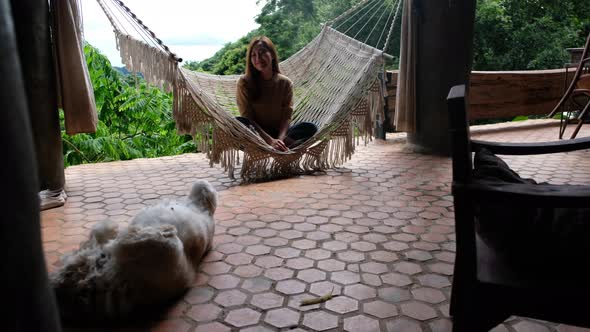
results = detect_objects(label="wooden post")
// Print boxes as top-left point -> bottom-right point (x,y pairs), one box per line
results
406,0 -> 477,155
10,0 -> 65,192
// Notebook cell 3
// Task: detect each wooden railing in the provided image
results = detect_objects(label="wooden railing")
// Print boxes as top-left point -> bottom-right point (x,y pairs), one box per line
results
385,68 -> 572,121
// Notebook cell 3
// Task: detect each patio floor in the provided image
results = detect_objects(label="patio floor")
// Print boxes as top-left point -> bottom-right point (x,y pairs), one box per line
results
42,119 -> 590,332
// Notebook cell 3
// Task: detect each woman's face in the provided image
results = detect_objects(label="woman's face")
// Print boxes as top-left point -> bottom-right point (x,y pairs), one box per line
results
251,42 -> 273,74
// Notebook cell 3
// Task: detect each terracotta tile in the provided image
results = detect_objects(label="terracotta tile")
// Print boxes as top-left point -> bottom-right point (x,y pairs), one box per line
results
362,233 -> 388,243
186,303 -> 222,322
201,261 -> 232,275
264,237 -> 289,247
294,222 -> 317,231
322,240 -> 348,251
224,308 -> 261,328
233,265 -> 262,278
306,231 -> 331,240
208,274 -> 240,289
264,267 -> 294,281
364,300 -> 398,318
412,241 -> 441,251
335,232 -> 360,242
381,272 -> 412,287
264,308 -> 301,328
39,123 -> 586,332
429,318 -> 453,332
216,243 -> 243,255
417,274 -> 451,288
254,255 -> 283,268
286,257 -> 314,270
271,248 -> 299,260
214,289 -> 248,307
235,235 -> 261,246
297,268 -> 326,283
304,248 -> 331,260
344,284 -> 377,300
251,292 -> 284,310
351,241 -> 377,252
378,287 -> 411,303
401,301 -> 438,321
303,311 -> 339,331
344,315 -> 381,332
185,287 -> 215,304
331,270 -> 361,285
276,279 -> 306,295
325,296 -> 359,314
318,259 -> 346,272
405,250 -> 434,261
336,250 -> 366,263
382,241 -> 410,251
245,244 -> 271,256
394,262 -> 422,275
360,262 -> 389,274
226,253 -> 254,266
370,250 -> 399,262
241,277 -> 272,293
428,262 -> 454,276
411,287 -> 446,304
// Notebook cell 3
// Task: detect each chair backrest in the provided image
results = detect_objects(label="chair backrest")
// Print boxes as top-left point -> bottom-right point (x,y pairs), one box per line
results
446,83 -> 590,332
447,85 -> 473,184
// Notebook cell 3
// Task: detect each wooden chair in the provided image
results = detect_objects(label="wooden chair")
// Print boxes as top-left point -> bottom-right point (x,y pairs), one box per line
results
548,32 -> 590,139
447,84 -> 590,332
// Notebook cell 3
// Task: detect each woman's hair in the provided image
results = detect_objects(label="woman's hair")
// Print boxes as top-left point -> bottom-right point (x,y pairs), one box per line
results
244,36 -> 281,99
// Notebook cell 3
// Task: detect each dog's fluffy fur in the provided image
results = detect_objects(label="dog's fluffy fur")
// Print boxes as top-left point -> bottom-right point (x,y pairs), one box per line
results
50,180 -> 217,322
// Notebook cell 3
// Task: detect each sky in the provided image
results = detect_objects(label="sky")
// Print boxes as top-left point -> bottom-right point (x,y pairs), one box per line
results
82,0 -> 262,67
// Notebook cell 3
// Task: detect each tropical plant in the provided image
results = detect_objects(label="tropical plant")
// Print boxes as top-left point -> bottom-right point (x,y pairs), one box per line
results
61,44 -> 195,167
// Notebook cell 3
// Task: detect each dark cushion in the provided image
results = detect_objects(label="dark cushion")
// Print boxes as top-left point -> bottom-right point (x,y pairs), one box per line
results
472,148 -> 590,262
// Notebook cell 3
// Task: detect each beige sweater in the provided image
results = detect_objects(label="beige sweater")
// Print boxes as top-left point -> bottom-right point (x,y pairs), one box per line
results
236,73 -> 293,137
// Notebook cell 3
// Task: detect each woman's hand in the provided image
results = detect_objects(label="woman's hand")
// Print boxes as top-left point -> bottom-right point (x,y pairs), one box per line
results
269,138 -> 289,151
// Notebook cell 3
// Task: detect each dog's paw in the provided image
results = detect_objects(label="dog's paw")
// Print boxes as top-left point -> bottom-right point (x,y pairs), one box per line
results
158,224 -> 178,238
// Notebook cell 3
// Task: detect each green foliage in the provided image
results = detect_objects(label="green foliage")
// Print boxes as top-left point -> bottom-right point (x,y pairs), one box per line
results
61,44 -> 195,167
185,0 -> 588,74
473,0 -> 590,70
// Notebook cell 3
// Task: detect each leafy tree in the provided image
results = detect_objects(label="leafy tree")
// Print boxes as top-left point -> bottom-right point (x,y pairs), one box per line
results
473,0 -> 590,70
61,44 -> 195,167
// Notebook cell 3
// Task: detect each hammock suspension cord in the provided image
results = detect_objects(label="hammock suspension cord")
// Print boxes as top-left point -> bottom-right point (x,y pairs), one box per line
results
331,0 -> 402,54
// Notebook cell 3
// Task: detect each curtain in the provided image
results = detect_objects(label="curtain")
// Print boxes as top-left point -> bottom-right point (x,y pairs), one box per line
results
53,0 -> 98,135
394,0 -> 417,133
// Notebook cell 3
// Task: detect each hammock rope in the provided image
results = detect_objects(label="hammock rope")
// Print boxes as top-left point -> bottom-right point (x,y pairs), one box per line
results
95,0 -> 402,181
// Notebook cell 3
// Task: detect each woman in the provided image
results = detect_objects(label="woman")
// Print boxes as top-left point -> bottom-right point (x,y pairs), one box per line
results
236,36 -> 317,151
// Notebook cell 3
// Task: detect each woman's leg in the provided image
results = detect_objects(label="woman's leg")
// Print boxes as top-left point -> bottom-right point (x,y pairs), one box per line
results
236,116 -> 251,127
286,122 -> 318,148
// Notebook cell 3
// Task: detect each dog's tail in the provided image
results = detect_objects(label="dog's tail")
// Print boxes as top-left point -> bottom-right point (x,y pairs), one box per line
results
188,180 -> 218,215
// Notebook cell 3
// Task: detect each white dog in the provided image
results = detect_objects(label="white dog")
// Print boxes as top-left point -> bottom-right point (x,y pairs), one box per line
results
50,180 -> 217,322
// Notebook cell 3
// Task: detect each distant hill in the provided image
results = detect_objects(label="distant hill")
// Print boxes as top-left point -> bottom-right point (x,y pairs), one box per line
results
114,66 -> 132,76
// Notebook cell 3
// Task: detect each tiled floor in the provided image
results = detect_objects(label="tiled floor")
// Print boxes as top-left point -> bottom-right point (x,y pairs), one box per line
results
42,119 -> 590,332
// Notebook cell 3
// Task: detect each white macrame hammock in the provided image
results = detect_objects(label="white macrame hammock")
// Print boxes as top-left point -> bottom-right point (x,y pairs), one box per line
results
96,0 -> 401,181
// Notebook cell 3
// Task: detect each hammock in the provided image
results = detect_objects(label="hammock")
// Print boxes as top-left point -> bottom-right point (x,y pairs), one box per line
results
96,0 -> 402,181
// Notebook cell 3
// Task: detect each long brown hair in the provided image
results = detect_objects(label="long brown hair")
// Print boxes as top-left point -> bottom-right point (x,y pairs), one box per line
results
244,36 -> 281,99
